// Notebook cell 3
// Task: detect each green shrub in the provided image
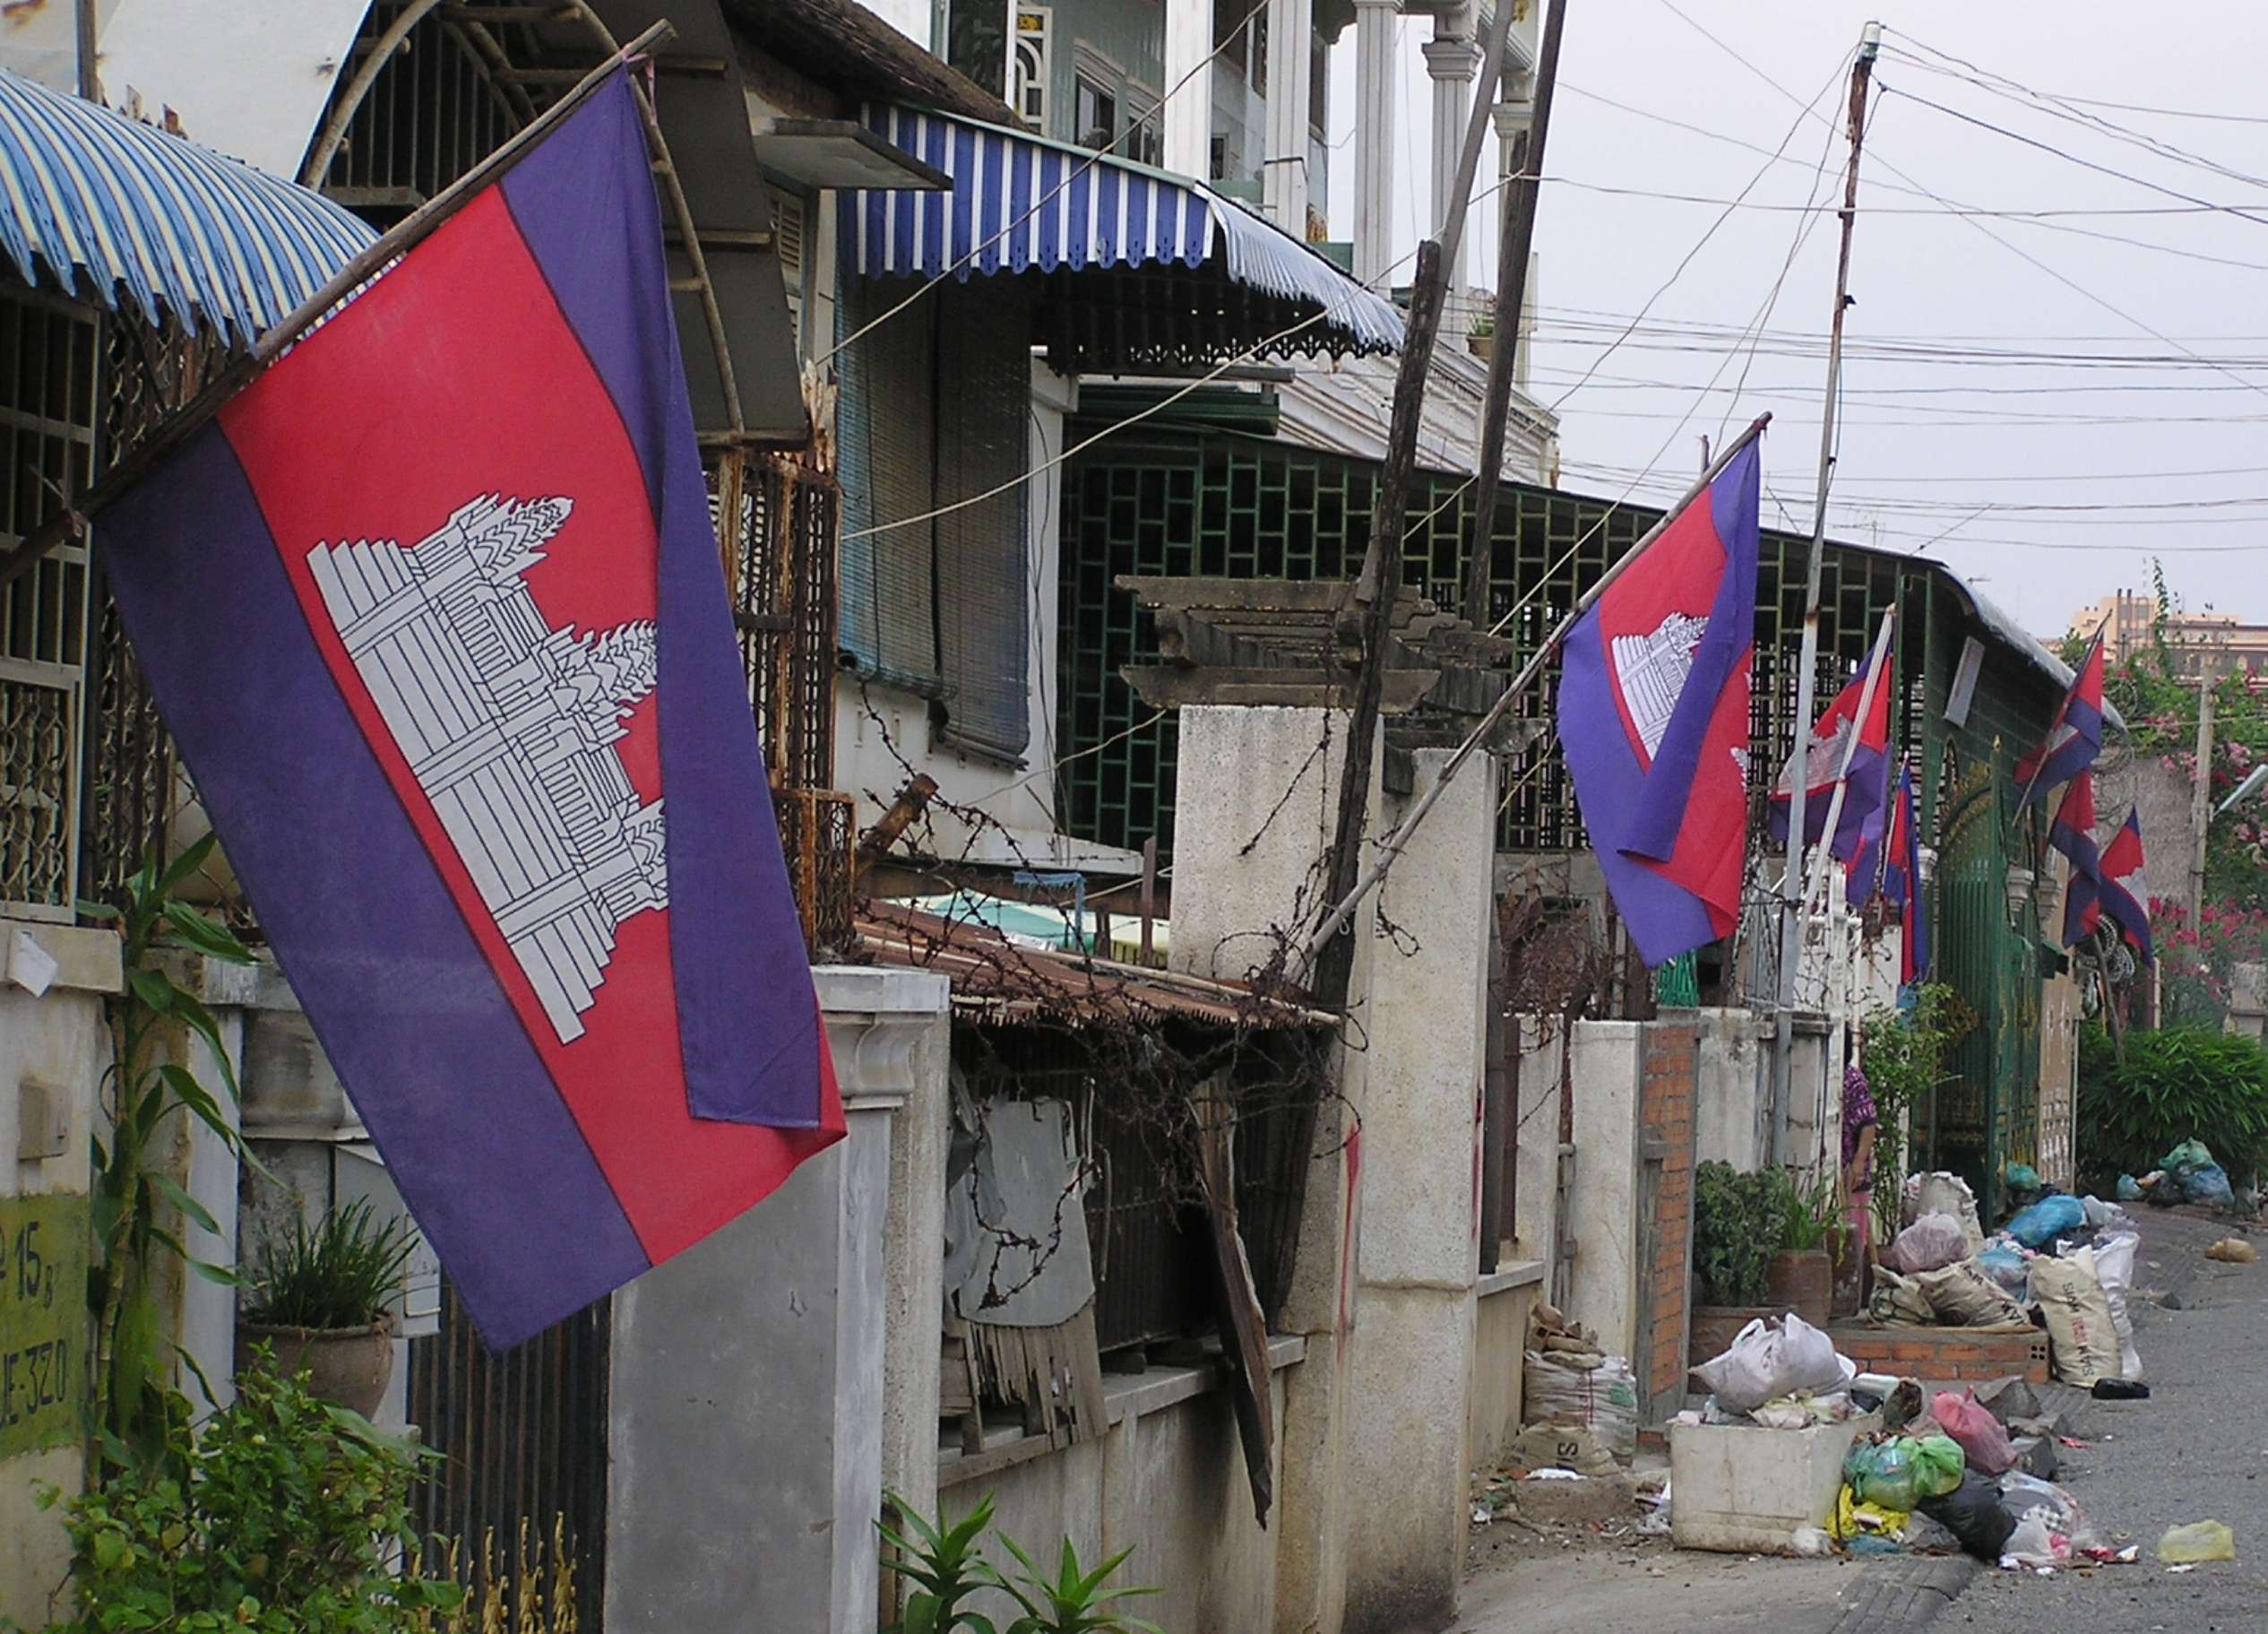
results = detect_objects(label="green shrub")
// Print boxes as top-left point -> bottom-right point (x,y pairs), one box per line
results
2077,1024 -> 2268,1190
1694,1163 -> 1778,1306
40,1354 -> 460,1633
241,1198 -> 416,1331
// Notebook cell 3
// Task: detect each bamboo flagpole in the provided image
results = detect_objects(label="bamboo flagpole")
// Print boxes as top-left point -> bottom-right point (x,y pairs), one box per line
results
0,20 -> 676,592
1296,411 -> 1772,973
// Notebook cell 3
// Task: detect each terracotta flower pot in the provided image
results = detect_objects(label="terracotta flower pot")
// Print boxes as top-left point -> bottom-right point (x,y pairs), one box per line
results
1764,1249 -> 1833,1330
1468,332 -> 1496,363
237,1316 -> 396,1417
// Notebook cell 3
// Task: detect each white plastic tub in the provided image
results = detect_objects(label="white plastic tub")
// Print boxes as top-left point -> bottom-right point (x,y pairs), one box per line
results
1669,1412 -> 1879,1555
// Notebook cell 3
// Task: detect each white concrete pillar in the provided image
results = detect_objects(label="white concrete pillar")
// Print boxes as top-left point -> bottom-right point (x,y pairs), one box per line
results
1262,0 -> 1315,232
1343,745 -> 1496,1634
1168,705 -> 1378,1634
1351,0 -> 1399,287
1162,0 -> 1214,179
605,967 -> 951,1634
1423,4 -> 1482,286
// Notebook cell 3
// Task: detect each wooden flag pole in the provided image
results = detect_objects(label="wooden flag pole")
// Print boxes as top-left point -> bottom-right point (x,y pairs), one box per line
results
0,20 -> 675,593
1797,608 -> 1898,918
1297,412 -> 1772,974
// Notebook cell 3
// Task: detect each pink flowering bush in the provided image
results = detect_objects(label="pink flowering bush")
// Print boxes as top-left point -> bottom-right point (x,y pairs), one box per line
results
2154,897 -> 2268,1028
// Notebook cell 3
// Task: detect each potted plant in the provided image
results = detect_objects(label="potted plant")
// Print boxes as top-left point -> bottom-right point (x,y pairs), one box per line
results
237,1197 -> 415,1417
1762,1167 -> 1843,1330
1468,315 -> 1496,362
1688,1163 -> 1780,1364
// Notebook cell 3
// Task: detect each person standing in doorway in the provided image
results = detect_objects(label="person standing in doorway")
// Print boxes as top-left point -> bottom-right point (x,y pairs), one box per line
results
1838,1044 -> 1880,1313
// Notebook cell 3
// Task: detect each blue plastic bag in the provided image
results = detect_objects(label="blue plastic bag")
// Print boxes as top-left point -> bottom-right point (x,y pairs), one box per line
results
2005,1194 -> 2086,1250
2116,1174 -> 2144,1202
2186,1163 -> 2236,1208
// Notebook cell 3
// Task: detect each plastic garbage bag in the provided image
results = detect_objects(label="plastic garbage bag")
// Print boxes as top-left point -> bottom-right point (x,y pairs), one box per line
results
2000,1473 -> 2100,1567
1916,1472 -> 2016,1561
2005,1194 -> 2087,1250
1916,1258 -> 2031,1327
1905,1172 -> 1987,1252
1900,1511 -> 1962,1554
2031,1250 -> 2121,1387
2117,1173 -> 2144,1202
1884,1213 -> 1970,1275
2158,1520 -> 2236,1563
1912,1435 -> 1967,1500
1832,1484 -> 1909,1542
1690,1314 -> 1846,1416
1932,1389 -> 2018,1475
2005,1163 -> 2043,1201
2162,1137 -> 2215,1175
1977,1243 -> 2031,1303
2082,1196 -> 2134,1232
2090,1230 -> 2143,1381
1847,1439 -> 1924,1511
2187,1163 -> 2237,1208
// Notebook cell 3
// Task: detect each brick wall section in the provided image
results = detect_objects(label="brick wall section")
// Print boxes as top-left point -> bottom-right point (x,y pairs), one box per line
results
1640,1022 -> 1700,1410
1830,1324 -> 2050,1385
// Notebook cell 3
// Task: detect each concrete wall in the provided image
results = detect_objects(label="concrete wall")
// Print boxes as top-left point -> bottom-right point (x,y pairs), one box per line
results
1564,1021 -> 1642,1363
1466,1268 -> 1544,1473
953,1353 -> 1298,1634
1510,1017 -> 1566,1287
1693,1008 -> 1767,1172
0,921 -> 118,1631
2129,756 -> 2194,915
1636,1022 -> 1699,1422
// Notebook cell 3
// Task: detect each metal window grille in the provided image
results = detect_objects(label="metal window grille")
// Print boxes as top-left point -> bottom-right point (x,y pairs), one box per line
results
1013,4 -> 1053,129
1054,431 -> 1919,860
0,286 -> 97,920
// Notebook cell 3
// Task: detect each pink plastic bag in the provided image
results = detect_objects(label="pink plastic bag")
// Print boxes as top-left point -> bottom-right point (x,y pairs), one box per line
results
1932,1388 -> 2016,1476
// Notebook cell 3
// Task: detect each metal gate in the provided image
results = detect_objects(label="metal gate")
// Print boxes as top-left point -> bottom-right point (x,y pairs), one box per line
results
1931,760 -> 2041,1220
408,1284 -> 611,1618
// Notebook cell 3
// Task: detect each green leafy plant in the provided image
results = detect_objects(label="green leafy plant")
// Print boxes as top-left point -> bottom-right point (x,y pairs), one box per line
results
40,1351 -> 461,1633
78,836 -> 260,1475
1470,315 -> 1495,339
882,1492 -> 999,1634
987,1535 -> 1161,1634
241,1199 -> 415,1332
1693,1163 -> 1777,1307
1857,983 -> 1964,1244
1770,1167 -> 1845,1258
2078,1022 -> 2268,1191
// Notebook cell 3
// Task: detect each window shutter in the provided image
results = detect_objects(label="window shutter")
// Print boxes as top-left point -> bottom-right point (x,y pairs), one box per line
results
836,286 -> 940,690
932,284 -> 1032,761
770,186 -> 806,341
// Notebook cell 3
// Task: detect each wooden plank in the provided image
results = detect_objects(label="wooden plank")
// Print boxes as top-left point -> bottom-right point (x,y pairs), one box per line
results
1196,1083 -> 1275,1528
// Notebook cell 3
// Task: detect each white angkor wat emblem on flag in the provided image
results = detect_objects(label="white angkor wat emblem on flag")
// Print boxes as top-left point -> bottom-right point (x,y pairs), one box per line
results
1610,610 -> 1709,762
306,495 -> 668,1046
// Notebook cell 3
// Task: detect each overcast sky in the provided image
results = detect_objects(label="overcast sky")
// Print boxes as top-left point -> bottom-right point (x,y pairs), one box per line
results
1326,1 -> 2268,636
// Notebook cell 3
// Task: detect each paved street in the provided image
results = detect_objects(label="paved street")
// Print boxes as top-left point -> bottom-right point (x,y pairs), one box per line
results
1458,1208 -> 2265,1634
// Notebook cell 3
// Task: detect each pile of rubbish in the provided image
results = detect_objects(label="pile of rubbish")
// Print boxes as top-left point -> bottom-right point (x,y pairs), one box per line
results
2119,1137 -> 2239,1211
1873,1171 -> 2145,1390
1521,1302 -> 1640,1468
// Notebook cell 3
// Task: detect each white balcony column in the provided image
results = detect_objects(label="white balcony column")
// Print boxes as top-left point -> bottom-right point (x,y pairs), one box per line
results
1422,4 -> 1483,287
1352,0 -> 1399,286
1262,0 -> 1315,231
1162,0 -> 1214,178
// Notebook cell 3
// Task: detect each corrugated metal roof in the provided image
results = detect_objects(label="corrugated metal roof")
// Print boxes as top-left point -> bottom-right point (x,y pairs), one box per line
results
0,66 -> 375,345
849,104 -> 1405,357
859,903 -> 1330,1029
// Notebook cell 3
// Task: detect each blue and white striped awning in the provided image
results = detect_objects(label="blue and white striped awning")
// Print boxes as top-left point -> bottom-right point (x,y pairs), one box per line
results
0,67 -> 376,346
848,105 -> 1404,356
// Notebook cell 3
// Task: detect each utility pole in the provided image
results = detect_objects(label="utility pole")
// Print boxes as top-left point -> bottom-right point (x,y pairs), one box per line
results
75,0 -> 98,99
1311,0 -> 1521,1007
1460,0 -> 1567,618
1769,22 -> 1879,1165
2190,667 -> 2218,925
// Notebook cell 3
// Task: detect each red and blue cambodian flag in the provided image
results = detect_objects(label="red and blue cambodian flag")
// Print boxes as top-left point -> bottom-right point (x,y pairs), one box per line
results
2050,770 -> 2104,949
1850,759 -> 1927,984
1768,659 -> 1893,863
1558,441 -> 1761,967
2099,811 -> 2155,964
2016,631 -> 2105,805
98,73 -> 841,1348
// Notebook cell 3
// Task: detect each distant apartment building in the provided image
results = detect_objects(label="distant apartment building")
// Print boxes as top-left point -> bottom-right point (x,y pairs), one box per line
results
2071,589 -> 2268,678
